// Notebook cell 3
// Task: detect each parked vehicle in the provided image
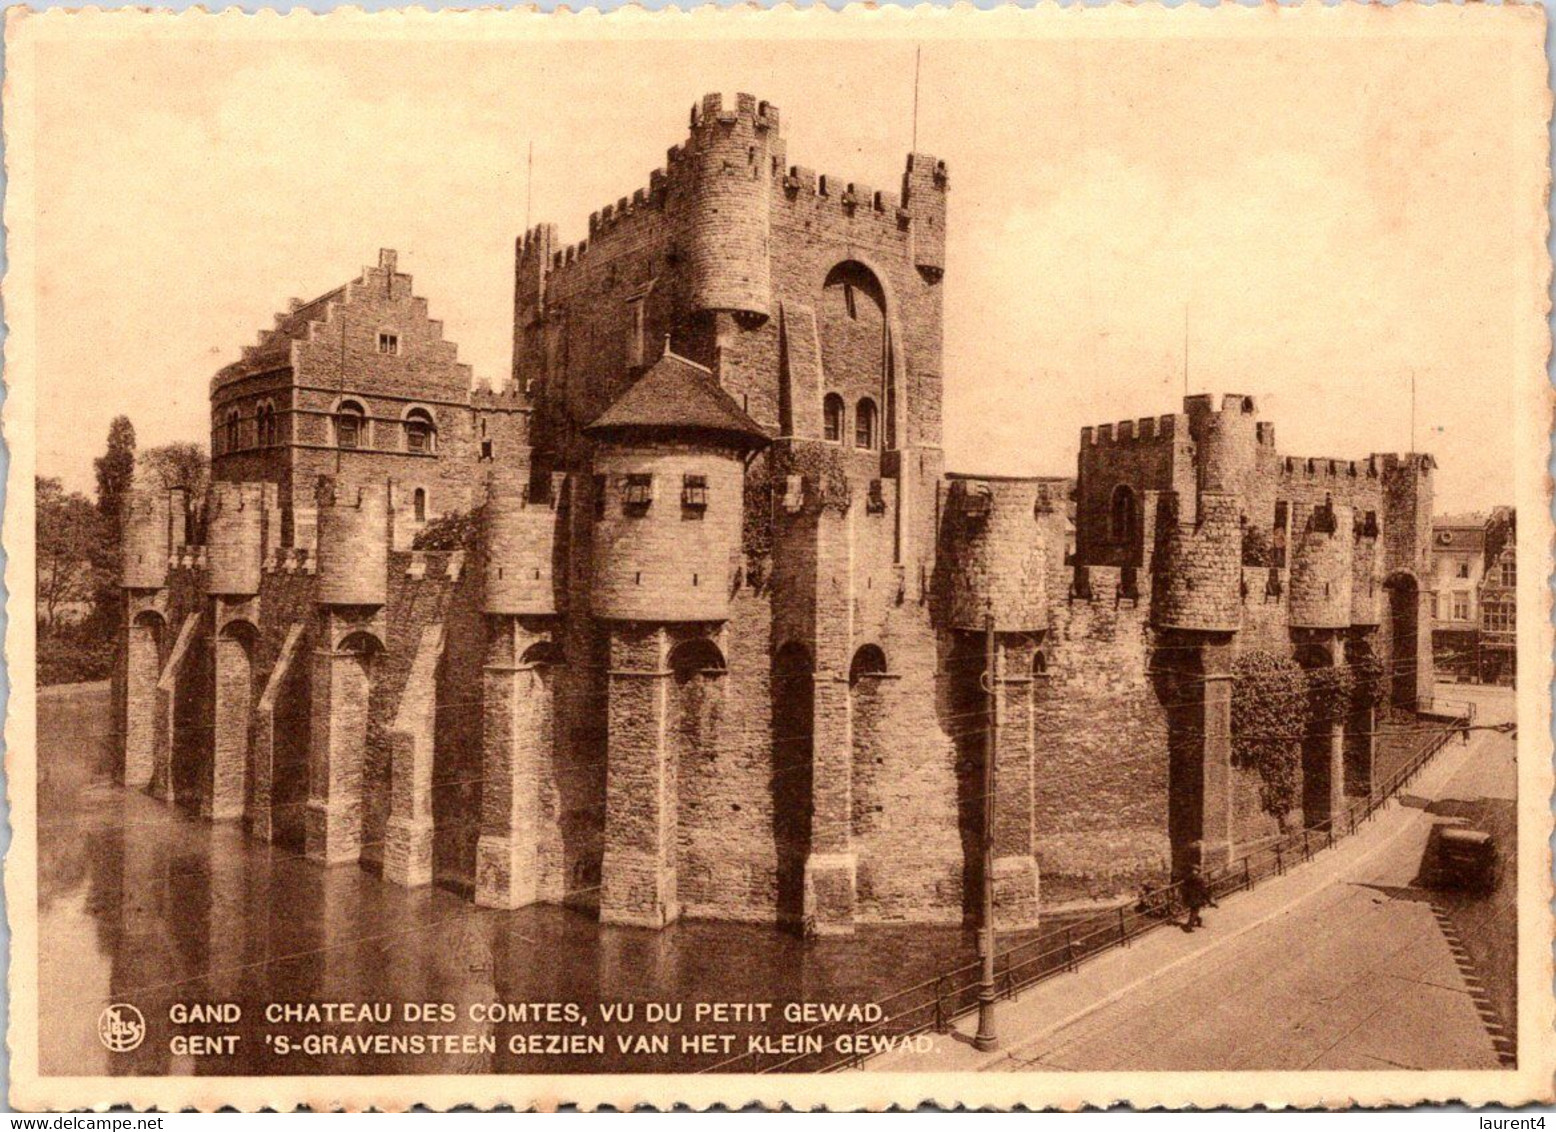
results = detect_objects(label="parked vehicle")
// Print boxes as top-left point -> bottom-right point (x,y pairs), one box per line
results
1429,826 -> 1499,893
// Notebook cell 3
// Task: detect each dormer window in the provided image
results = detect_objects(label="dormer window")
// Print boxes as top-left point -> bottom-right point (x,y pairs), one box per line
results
681,474 -> 708,511
378,332 -> 400,356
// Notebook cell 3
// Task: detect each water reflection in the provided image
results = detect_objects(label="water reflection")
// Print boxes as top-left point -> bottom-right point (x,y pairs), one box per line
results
40,684 -> 1005,1076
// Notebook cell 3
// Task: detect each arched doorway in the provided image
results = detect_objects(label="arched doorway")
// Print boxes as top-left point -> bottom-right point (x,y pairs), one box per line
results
771,642 -> 814,927
1385,573 -> 1421,711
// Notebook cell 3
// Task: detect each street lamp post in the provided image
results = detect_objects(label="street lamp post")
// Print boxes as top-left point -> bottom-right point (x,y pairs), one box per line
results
974,608 -> 999,1052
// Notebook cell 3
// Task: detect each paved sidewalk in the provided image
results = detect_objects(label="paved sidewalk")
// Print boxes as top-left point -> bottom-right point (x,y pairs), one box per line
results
867,710 -> 1508,1073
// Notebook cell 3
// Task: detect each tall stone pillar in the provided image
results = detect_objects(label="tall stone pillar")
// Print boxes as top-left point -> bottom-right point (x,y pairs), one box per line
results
1301,634 -> 1348,829
123,614 -> 162,789
207,627 -> 253,820
383,624 -> 443,887
148,612 -> 202,805
803,672 -> 856,934
476,620 -> 555,909
1346,704 -> 1376,799
803,506 -> 857,936
991,636 -> 1040,929
600,625 -> 678,928
1173,637 -> 1234,877
305,622 -> 373,865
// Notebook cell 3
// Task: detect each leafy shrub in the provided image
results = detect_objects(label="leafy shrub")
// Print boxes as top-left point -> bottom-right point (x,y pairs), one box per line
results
1231,650 -> 1308,820
1241,525 -> 1275,568
1350,651 -> 1388,710
1306,664 -> 1356,723
38,621 -> 115,686
412,508 -> 481,552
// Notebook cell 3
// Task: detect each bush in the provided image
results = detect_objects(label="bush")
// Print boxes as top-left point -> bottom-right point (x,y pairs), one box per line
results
412,508 -> 481,552
1306,664 -> 1356,723
1350,652 -> 1388,710
1231,650 -> 1309,820
38,621 -> 115,686
1241,525 -> 1275,568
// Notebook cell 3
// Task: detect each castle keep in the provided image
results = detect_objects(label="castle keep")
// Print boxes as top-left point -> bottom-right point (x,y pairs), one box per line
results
116,93 -> 1436,934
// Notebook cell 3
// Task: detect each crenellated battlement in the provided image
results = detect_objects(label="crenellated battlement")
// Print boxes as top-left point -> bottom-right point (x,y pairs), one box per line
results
1280,455 -> 1381,481
535,93 -> 944,284
1081,415 -> 1180,448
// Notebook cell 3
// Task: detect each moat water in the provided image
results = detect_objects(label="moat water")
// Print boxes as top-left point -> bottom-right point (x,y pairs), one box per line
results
41,683 -> 1075,1077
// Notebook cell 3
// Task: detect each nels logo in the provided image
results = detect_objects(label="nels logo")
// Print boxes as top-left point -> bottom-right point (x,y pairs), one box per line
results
97,1004 -> 146,1053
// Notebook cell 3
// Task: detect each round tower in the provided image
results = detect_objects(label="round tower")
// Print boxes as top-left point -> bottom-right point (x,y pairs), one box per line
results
583,347 -> 770,623
122,490 -> 173,590
206,482 -> 266,597
315,479 -> 389,607
1289,500 -> 1354,630
590,442 -> 746,623
944,478 -> 1053,632
1350,516 -> 1383,627
683,92 -> 774,320
1191,394 -> 1260,496
484,472 -> 562,616
1151,491 -> 1243,633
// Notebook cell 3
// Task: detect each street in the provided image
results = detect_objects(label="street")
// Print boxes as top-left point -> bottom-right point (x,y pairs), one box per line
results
873,684 -> 1517,1073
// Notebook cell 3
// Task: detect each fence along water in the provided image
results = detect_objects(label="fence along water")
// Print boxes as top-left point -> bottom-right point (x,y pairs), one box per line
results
700,700 -> 1475,1074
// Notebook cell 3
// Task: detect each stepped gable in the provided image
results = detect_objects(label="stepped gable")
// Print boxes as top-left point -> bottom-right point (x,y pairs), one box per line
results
583,348 -> 771,450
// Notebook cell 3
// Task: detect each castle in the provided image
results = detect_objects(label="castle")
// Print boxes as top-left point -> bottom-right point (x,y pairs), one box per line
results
115,92 -> 1437,934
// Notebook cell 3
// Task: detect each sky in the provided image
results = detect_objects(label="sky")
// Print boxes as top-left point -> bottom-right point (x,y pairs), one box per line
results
23,10 -> 1546,515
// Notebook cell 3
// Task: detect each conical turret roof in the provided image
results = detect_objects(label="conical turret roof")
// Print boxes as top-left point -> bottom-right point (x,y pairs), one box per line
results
584,347 -> 771,451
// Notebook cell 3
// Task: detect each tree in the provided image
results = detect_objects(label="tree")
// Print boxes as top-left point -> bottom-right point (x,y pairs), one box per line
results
138,442 -> 210,542
85,416 -> 136,642
94,416 -> 137,528
36,476 -> 106,628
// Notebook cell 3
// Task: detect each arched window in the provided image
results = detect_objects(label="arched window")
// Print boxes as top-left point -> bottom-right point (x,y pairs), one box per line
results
1109,485 -> 1136,543
335,400 -> 365,450
412,487 -> 427,523
849,643 -> 888,684
668,638 -> 727,682
224,408 -> 241,454
404,407 -> 435,455
256,401 -> 277,447
854,397 -> 878,450
823,393 -> 845,443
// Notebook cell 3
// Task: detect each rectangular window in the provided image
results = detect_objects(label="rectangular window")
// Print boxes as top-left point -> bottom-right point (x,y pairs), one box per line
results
1451,592 -> 1471,621
1500,559 -> 1516,587
1271,502 -> 1288,569
1483,602 -> 1515,632
1456,561 -> 1470,579
480,439 -> 494,461
681,474 -> 708,511
623,473 -> 653,509
378,332 -> 399,355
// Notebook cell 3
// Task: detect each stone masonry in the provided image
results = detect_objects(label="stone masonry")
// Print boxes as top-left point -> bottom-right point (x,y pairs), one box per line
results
116,93 -> 1437,934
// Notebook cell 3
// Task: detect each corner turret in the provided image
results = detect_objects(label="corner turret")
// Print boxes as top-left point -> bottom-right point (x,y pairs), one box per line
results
315,477 -> 389,607
684,92 -> 777,320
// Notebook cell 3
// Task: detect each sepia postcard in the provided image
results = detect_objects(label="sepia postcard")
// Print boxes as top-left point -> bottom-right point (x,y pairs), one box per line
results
3,2 -> 1552,1111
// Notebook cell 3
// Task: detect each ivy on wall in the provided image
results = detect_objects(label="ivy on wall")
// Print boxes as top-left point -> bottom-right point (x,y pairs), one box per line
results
1305,664 -> 1356,724
1231,650 -> 1307,820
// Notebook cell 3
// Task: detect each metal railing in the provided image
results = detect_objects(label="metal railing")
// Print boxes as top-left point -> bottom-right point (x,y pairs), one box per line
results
699,704 -> 1472,1075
